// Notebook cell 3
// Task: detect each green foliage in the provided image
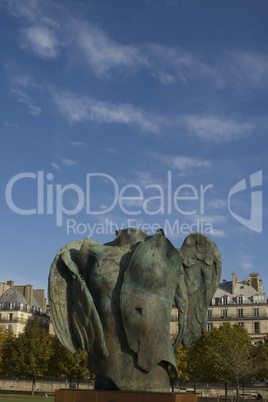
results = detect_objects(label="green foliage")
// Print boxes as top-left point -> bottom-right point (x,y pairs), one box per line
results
254,335 -> 268,381
0,327 -> 15,376
186,323 -> 265,395
8,320 -> 53,379
0,321 -> 94,386
169,344 -> 189,381
49,336 -> 92,382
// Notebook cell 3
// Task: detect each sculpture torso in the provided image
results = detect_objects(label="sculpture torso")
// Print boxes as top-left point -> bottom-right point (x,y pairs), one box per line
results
78,231 -> 176,390
49,228 -> 222,392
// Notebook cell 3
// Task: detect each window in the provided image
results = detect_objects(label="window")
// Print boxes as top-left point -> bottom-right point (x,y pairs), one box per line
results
254,308 -> 259,318
239,322 -> 244,327
215,298 -> 222,305
223,296 -> 228,305
207,323 -> 213,331
238,309 -> 243,318
254,322 -> 260,334
238,296 -> 243,304
9,313 -> 13,321
208,310 -> 212,319
0,313 -> 1,320
222,309 -> 228,318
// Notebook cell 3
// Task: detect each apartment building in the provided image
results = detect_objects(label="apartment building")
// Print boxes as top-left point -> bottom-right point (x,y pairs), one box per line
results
207,272 -> 268,344
0,280 -> 49,336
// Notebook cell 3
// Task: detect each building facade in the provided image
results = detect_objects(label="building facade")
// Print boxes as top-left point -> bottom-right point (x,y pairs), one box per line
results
0,280 -> 49,336
169,272 -> 268,345
207,272 -> 268,344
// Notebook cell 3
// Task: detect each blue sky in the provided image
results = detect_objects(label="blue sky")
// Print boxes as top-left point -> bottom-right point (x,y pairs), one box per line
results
0,0 -> 267,295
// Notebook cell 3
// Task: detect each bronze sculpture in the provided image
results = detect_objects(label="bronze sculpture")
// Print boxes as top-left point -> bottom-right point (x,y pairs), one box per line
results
49,228 -> 221,391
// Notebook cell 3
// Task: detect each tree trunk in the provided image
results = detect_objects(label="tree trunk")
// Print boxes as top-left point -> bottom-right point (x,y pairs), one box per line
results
236,381 -> 239,401
31,378 -> 35,396
225,381 -> 228,398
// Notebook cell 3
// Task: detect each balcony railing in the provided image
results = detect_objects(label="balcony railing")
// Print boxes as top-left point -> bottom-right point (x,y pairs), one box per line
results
207,314 -> 267,320
0,302 -> 45,315
0,317 -> 29,324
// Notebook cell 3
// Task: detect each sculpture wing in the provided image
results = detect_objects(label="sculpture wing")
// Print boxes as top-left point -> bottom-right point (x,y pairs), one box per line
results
48,241 -> 108,359
174,232 -> 221,349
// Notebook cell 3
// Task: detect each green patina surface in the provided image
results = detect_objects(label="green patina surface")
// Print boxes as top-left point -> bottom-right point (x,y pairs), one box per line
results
49,228 -> 221,392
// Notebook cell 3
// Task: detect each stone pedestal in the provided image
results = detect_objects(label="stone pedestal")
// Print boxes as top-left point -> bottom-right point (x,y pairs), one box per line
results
55,389 -> 197,402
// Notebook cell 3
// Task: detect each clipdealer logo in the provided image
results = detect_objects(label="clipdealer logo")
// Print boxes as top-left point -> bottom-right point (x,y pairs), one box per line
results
228,170 -> 262,233
5,171 -> 213,226
5,170 -> 263,234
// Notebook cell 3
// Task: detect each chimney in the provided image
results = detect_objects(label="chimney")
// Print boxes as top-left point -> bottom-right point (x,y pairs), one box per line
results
24,284 -> 33,307
259,279 -> 263,295
7,280 -> 14,288
249,273 -> 261,293
232,272 -> 238,294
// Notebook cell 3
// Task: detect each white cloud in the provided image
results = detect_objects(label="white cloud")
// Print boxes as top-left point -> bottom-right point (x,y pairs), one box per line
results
62,158 -> 76,167
130,170 -> 165,188
28,104 -> 42,115
209,199 -> 227,209
239,253 -> 256,273
11,89 -> 42,115
4,121 -> 18,128
51,162 -> 61,170
184,115 -> 252,142
7,65 -> 43,116
105,147 -> 119,154
152,72 -> 175,84
187,214 -> 227,227
226,51 -> 268,90
3,0 -> 42,21
51,89 -> 160,134
74,22 -> 146,77
8,69 -> 42,90
19,26 -> 60,59
5,0 -> 268,94
69,141 -> 87,147
151,152 -> 210,171
171,156 -> 210,170
51,159 -> 76,170
197,214 -> 226,225
143,43 -> 192,85
241,261 -> 254,270
211,229 -> 227,238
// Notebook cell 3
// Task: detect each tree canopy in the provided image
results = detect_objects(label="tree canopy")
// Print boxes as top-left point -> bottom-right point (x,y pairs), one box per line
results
172,323 -> 267,397
0,320 -> 93,393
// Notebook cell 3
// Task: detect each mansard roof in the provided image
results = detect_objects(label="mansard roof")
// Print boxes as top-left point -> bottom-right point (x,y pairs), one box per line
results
0,288 -> 28,305
215,280 -> 260,297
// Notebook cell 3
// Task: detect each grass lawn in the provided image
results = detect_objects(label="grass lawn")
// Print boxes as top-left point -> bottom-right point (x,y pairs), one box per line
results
0,395 -> 54,402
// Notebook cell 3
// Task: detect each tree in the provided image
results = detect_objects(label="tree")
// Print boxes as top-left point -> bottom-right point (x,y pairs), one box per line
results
254,335 -> 268,381
8,320 -> 53,395
187,323 -> 265,398
64,349 -> 91,388
0,327 -> 15,376
169,344 -> 189,391
49,335 -> 93,388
